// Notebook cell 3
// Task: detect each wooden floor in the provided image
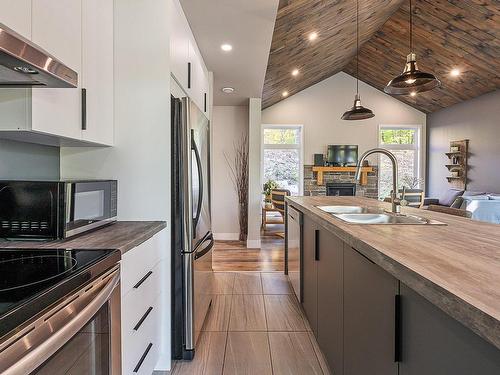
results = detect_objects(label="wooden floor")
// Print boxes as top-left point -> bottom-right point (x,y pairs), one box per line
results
172,272 -> 331,375
212,225 -> 285,272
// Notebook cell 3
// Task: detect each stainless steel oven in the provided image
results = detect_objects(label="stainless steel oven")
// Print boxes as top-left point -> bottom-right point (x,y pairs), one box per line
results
0,180 -> 117,240
0,249 -> 121,375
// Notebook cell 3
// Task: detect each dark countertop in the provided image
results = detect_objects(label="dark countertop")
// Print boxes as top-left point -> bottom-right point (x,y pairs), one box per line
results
0,221 -> 167,255
286,196 -> 500,351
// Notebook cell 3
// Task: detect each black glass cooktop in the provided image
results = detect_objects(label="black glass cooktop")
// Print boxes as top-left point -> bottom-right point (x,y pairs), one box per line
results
0,248 -> 120,338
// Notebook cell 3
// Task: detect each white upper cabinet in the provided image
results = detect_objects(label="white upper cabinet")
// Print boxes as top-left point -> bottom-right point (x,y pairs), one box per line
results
188,41 -> 209,115
81,0 -> 114,146
169,0 -> 190,91
169,0 -> 210,117
0,0 -> 114,146
0,0 -> 32,39
31,0 -> 82,73
30,0 -> 83,141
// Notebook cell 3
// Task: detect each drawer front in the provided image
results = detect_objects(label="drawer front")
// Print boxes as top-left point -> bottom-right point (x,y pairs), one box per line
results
122,294 -> 161,374
122,261 -> 162,331
121,229 -> 166,295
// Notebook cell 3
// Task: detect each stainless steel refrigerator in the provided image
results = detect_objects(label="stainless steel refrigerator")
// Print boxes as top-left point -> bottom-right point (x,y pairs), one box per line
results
171,95 -> 214,360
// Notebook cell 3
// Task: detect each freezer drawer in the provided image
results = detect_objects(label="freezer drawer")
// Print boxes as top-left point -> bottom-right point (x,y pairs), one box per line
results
287,206 -> 302,301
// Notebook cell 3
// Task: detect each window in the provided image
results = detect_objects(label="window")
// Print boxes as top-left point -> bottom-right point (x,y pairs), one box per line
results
261,125 -> 303,196
378,125 -> 422,199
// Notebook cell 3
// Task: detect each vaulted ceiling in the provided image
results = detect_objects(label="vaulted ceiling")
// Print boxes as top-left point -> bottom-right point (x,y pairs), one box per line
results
263,0 -> 405,108
263,0 -> 500,113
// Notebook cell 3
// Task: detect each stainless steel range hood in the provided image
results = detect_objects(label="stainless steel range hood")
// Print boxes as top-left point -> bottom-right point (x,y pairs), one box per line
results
0,24 -> 77,88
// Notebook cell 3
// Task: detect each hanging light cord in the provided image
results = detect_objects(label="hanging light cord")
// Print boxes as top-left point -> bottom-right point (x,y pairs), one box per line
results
356,0 -> 359,94
409,0 -> 413,52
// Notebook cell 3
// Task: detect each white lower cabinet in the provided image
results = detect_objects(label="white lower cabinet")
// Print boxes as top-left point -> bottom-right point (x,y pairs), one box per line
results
120,229 -> 167,374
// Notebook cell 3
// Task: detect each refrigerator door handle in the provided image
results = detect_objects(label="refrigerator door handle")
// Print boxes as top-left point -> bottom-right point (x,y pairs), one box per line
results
194,233 -> 214,260
191,130 -> 203,236
181,98 -> 193,254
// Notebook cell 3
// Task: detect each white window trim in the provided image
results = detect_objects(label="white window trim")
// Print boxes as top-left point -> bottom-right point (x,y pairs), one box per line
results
261,124 -> 304,196
378,124 -> 424,189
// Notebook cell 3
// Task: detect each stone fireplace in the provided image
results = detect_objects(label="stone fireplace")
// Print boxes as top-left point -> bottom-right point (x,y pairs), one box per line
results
303,165 -> 379,199
326,182 -> 357,196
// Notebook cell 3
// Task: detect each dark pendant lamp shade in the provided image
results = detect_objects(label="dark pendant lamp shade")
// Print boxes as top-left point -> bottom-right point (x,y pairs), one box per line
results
384,0 -> 440,95
341,0 -> 375,121
341,94 -> 375,120
384,53 -> 440,95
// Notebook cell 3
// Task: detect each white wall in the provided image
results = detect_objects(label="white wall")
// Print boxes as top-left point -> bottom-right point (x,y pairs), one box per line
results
262,72 -> 427,172
247,98 -> 262,248
211,105 -> 249,240
60,0 -> 171,370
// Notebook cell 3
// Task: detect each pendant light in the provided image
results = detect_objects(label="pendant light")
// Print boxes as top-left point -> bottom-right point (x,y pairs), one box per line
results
341,0 -> 374,121
384,0 -> 440,95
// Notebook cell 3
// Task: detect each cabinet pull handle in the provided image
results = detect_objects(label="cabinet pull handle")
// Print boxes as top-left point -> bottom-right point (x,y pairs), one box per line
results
314,229 -> 320,261
81,88 -> 87,130
204,92 -> 207,112
133,343 -> 153,373
187,62 -> 191,89
133,270 -> 153,289
133,306 -> 153,331
394,294 -> 402,362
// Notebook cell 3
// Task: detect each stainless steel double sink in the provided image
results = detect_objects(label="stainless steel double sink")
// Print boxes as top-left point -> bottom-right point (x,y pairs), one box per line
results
316,205 -> 446,225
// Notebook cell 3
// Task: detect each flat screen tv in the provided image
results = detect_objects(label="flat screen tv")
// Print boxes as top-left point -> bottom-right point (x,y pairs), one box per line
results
327,145 -> 358,166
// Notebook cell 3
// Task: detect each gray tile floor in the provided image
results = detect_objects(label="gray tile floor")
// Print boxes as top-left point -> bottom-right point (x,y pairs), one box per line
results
172,272 -> 331,375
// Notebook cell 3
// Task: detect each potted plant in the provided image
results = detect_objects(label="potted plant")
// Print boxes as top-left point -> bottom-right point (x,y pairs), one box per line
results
263,180 -> 278,208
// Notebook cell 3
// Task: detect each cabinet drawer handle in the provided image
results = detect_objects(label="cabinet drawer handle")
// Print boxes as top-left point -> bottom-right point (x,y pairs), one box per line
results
314,229 -> 320,261
133,306 -> 153,331
187,62 -> 191,89
133,343 -> 153,373
133,270 -> 153,289
81,88 -> 87,130
394,294 -> 402,362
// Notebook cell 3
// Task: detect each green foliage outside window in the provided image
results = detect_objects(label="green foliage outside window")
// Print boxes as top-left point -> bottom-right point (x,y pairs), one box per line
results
263,129 -> 299,145
380,129 -> 415,145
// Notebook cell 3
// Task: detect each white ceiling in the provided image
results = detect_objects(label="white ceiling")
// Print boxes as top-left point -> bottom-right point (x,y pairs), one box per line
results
180,0 -> 279,106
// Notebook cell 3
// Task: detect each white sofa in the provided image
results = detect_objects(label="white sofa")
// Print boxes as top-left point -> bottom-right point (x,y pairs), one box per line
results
462,195 -> 500,224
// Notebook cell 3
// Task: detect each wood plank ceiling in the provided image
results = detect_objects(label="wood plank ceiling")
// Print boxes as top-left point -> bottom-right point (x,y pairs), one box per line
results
263,0 -> 500,113
262,0 -> 405,108
343,0 -> 500,113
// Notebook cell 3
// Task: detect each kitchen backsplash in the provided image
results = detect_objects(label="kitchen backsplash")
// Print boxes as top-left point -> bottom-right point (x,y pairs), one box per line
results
0,139 -> 59,179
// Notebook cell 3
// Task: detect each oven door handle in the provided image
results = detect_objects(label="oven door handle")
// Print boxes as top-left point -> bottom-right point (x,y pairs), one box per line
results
2,271 -> 120,375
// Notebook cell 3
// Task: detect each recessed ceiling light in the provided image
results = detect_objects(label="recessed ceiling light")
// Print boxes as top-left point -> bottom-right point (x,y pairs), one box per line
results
450,68 -> 461,77
308,32 -> 318,41
221,87 -> 235,93
410,91 -> 417,97
282,91 -> 289,97
292,69 -> 299,76
221,44 -> 232,52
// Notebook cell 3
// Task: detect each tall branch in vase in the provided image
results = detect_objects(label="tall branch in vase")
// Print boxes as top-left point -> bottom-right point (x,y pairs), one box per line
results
224,134 -> 249,242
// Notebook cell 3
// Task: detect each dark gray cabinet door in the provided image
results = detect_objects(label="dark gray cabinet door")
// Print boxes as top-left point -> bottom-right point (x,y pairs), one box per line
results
399,284 -> 500,375
343,246 -> 399,375
302,215 -> 318,335
317,230 -> 343,375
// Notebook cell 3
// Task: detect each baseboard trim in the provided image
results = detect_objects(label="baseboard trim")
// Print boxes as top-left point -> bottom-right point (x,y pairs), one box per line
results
213,233 -> 240,241
246,239 -> 261,249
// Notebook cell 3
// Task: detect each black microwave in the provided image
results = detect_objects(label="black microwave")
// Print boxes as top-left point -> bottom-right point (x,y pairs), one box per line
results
0,180 -> 117,240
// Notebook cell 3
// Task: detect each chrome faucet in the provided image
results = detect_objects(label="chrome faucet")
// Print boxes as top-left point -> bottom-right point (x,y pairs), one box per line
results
355,148 -> 402,214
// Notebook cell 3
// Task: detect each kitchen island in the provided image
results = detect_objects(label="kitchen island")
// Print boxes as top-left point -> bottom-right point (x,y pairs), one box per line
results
286,196 -> 500,375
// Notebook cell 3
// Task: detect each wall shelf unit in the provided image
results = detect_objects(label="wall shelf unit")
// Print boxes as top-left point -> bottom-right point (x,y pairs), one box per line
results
445,140 -> 468,190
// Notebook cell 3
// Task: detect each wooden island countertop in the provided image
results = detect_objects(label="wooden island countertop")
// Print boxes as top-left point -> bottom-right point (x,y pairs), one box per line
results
286,196 -> 500,350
